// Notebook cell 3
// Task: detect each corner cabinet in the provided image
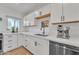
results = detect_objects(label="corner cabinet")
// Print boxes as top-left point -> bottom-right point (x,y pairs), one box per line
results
18,33 -> 25,47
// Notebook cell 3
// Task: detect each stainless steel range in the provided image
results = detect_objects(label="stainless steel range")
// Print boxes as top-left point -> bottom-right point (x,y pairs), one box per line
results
0,33 -> 3,51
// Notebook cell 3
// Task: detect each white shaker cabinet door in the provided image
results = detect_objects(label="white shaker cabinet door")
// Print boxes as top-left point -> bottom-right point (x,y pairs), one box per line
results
36,38 -> 49,55
18,33 -> 24,47
23,35 -> 30,48
25,36 -> 36,54
64,3 -> 79,21
51,3 -> 62,23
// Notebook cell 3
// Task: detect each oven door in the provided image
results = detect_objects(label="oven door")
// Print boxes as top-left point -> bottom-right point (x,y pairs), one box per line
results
0,40 -> 2,51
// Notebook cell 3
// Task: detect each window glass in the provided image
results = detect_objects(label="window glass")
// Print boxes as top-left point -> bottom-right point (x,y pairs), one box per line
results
8,17 -> 21,32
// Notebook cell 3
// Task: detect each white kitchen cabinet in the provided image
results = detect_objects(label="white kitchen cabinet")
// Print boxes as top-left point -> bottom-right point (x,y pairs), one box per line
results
35,37 -> 49,55
24,35 -> 36,54
37,4 -> 51,16
63,3 -> 79,21
3,43 -> 17,52
24,34 -> 49,55
23,12 -> 37,26
51,3 -> 62,23
51,3 -> 79,23
18,33 -> 25,47
3,34 -> 18,52
23,35 -> 29,48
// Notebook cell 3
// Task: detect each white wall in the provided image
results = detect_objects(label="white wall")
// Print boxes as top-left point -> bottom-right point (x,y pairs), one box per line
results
0,8 -> 23,33
23,4 -> 51,34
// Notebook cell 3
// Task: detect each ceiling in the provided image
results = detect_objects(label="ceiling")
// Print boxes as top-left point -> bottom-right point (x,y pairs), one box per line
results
0,3 -> 49,17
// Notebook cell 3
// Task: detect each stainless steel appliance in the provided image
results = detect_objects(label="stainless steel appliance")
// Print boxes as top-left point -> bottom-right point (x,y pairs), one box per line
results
49,40 -> 79,55
0,33 -> 3,51
57,25 -> 70,39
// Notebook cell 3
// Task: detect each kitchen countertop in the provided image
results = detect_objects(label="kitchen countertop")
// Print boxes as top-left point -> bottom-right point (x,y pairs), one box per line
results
3,33 -> 18,35
19,32 -> 79,47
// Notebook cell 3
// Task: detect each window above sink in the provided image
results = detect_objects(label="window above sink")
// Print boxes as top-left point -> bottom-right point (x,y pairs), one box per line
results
7,16 -> 22,33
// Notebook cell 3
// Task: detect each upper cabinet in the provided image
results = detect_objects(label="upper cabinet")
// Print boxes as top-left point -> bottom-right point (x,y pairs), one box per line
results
63,3 -> 79,21
35,4 -> 51,20
36,4 -> 51,16
51,3 -> 79,24
23,4 -> 51,26
51,3 -> 62,23
23,12 -> 37,27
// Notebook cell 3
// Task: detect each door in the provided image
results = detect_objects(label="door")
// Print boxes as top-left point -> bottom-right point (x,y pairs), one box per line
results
51,3 -> 62,23
64,3 -> 79,21
49,41 -> 65,55
36,38 -> 49,55
26,36 -> 36,54
18,33 -> 24,47
58,45 -> 65,55
65,48 -> 71,55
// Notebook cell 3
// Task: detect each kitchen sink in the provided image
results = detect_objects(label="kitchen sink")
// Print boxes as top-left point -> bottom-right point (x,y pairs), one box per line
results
35,34 -> 48,37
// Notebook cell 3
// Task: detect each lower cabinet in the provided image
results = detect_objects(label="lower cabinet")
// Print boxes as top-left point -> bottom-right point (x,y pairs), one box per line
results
34,37 -> 49,55
18,33 -> 25,47
26,36 -> 36,54
24,35 -> 49,55
3,34 -> 18,52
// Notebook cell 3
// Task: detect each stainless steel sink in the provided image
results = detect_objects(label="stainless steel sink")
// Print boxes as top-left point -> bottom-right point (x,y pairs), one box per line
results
35,34 -> 48,37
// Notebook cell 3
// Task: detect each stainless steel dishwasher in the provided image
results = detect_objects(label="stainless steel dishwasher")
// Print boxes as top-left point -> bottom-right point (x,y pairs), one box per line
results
49,40 -> 79,55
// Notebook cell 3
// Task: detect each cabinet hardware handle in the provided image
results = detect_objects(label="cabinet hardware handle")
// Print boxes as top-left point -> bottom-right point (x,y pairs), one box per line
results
62,16 -> 65,21
8,46 -> 12,48
61,16 -> 65,21
8,35 -> 12,37
61,16 -> 62,21
35,41 -> 37,46
8,40 -> 12,42
25,45 -> 27,47
25,40 -> 27,41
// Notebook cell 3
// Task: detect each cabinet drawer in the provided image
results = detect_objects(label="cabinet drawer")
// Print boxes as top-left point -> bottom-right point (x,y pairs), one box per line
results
3,43 -> 17,52
4,39 -> 17,45
4,34 -> 17,40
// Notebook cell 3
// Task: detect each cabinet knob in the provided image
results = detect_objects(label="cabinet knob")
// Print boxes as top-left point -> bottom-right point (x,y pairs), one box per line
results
25,40 -> 27,41
61,16 -> 65,21
35,41 -> 37,46
7,35 -> 12,37
8,46 -> 12,48
8,40 -> 12,42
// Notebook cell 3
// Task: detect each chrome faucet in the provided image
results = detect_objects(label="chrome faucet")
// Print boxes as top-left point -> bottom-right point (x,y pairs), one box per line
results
42,28 -> 45,35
